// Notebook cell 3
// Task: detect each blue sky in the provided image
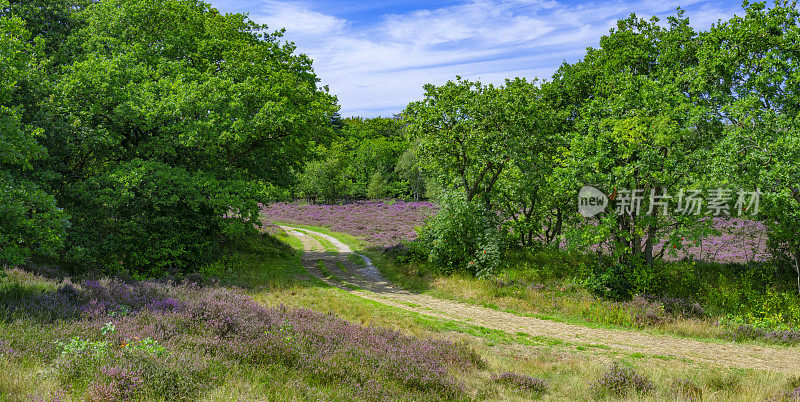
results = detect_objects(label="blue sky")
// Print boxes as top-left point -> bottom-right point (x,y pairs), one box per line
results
206,0 -> 745,117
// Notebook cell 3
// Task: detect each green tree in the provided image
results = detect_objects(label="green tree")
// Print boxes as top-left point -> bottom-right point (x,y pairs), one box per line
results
403,78 -> 523,205
0,2 -> 67,265
395,139 -> 425,201
696,1 -> 800,291
493,78 -> 568,248
47,0 -> 337,272
367,171 -> 387,199
299,156 -> 348,203
298,116 -> 410,200
558,12 -> 724,297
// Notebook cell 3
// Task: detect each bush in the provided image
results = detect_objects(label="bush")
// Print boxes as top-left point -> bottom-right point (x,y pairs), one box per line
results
591,362 -> 654,398
415,193 -> 501,277
491,372 -> 548,396
669,378 -> 702,400
63,160 -> 262,276
588,262 -> 636,301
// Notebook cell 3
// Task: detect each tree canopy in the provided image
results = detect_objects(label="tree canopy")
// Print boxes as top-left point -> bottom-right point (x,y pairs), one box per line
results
0,0 -> 338,273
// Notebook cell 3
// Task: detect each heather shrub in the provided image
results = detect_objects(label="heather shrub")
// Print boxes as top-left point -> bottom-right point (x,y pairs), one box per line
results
416,193 -> 502,277
260,200 -> 438,248
705,372 -> 741,393
491,372 -> 548,396
669,378 -> 703,400
774,387 -> 800,401
0,272 -> 482,400
623,295 -> 667,327
591,362 -> 654,398
721,313 -> 800,345
0,338 -> 15,359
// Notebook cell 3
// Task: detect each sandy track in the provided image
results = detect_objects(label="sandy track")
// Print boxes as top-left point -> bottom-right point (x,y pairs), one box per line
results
280,226 -> 800,374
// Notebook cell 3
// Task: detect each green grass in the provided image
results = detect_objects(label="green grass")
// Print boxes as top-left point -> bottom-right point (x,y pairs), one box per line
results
348,253 -> 367,266
361,245 -> 800,347
7,222 -> 795,400
198,231 -> 306,290
316,259 -> 331,277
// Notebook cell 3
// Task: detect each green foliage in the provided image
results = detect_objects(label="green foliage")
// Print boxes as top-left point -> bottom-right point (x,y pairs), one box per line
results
16,0 -> 338,273
0,175 -> 68,265
297,116 -> 416,201
125,337 -> 169,357
299,156 -> 348,203
416,193 -> 501,277
558,12 -> 722,272
366,171 -> 387,199
587,263 -> 636,301
0,3 -> 67,266
56,336 -> 109,357
697,1 -> 800,293
394,139 -> 425,201
404,77 -> 516,204
63,160 -> 263,274
1,0 -> 90,55
764,192 -> 800,293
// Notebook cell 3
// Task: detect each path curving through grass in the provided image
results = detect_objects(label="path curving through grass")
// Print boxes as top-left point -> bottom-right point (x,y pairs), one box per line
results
280,225 -> 800,374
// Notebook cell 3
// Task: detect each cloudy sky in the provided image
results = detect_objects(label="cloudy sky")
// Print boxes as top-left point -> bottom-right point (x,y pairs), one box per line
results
207,0 -> 744,117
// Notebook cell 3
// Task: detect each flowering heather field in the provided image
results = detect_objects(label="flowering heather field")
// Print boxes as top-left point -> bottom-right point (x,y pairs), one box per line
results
261,201 -> 768,263
0,268 -> 481,400
260,200 -> 438,247
664,218 -> 770,263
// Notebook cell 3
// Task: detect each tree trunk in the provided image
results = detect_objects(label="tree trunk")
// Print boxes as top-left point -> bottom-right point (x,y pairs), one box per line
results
552,208 -> 563,250
644,224 -> 657,271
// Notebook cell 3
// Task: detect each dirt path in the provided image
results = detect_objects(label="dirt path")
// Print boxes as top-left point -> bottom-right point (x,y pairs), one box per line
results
280,225 -> 800,374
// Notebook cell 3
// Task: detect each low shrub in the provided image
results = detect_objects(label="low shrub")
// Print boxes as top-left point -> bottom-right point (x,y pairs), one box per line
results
415,193 -> 502,277
669,378 -> 703,400
704,372 -> 741,393
591,362 -> 654,398
0,273 -> 483,400
491,371 -> 548,396
723,325 -> 800,345
588,262 -> 636,301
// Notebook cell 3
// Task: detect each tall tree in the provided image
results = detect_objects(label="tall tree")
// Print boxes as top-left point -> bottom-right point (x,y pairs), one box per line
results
697,1 -> 800,291
404,78 -> 519,205
0,1 -> 67,265
47,0 -> 337,272
560,12 -> 723,290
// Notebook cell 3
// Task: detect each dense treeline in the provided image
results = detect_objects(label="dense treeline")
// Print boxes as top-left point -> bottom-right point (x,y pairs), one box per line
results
2,0 -> 799,291
296,116 -> 429,202
0,0 -> 337,275
404,2 -> 800,298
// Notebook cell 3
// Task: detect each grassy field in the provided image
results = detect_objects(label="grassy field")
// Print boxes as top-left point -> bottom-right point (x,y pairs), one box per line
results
371,243 -> 800,347
1,228 -> 799,400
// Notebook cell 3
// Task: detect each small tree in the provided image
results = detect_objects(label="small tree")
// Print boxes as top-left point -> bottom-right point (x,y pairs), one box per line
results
416,192 -> 502,277
395,139 -> 425,201
403,78 -> 517,205
367,171 -> 387,199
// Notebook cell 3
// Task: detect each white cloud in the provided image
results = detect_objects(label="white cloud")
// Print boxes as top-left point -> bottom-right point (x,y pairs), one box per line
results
251,1 -> 347,35
228,0 -> 744,117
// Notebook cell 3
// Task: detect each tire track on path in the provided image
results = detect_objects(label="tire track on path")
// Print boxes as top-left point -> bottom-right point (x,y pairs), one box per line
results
280,225 -> 800,374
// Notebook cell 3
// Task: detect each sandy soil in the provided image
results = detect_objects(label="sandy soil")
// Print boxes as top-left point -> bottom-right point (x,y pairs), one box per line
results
280,225 -> 800,374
